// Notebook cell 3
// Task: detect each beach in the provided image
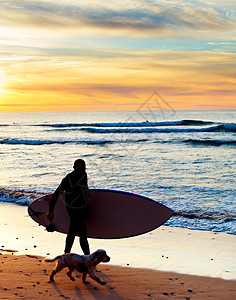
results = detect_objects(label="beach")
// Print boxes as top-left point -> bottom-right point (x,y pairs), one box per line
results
1,202 -> 236,299
1,254 -> 236,300
1,0 -> 236,295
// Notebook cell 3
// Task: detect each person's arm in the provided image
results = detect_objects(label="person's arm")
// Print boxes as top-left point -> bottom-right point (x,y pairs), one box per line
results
47,177 -> 67,221
49,185 -> 61,212
83,172 -> 88,188
82,172 -> 89,204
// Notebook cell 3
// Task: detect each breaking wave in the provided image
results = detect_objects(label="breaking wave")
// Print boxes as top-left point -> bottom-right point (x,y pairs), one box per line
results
35,119 -> 217,128
81,124 -> 236,134
0,188 -> 44,206
3,119 -> 235,134
0,138 -> 114,146
174,210 -> 235,222
1,137 -> 235,147
0,138 -> 148,146
1,188 -> 234,227
184,139 -> 236,146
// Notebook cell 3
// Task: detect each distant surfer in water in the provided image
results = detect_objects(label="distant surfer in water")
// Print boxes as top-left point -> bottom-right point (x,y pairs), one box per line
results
47,159 -> 90,255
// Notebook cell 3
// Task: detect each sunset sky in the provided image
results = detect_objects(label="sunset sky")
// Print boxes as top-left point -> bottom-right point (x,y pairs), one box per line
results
0,0 -> 235,112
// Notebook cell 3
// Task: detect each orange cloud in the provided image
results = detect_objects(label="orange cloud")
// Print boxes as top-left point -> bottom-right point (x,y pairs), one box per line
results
1,49 -> 235,112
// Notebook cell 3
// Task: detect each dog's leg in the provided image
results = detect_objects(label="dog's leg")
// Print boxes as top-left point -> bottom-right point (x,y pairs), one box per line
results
50,269 -> 56,282
82,272 -> 89,284
50,264 -> 65,282
89,272 -> 106,285
66,267 -> 76,281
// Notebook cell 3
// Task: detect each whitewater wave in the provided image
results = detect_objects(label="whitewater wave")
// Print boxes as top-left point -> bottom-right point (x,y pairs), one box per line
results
0,188 -> 44,206
37,121 -> 182,128
81,124 -> 236,134
1,188 -> 235,225
0,138 -> 114,146
3,119 -> 235,133
174,210 -> 235,222
31,119 -> 217,128
184,139 -> 236,146
0,139 -> 69,145
180,120 -> 215,126
1,137 -> 235,147
0,138 -> 149,146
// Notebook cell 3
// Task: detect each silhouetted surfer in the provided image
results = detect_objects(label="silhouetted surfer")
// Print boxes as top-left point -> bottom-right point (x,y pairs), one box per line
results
47,159 -> 90,255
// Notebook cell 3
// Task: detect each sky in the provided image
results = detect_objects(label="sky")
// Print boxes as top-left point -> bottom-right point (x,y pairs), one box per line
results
0,0 -> 235,112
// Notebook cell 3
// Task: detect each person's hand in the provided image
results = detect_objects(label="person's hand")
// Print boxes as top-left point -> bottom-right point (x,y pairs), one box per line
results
47,211 -> 54,222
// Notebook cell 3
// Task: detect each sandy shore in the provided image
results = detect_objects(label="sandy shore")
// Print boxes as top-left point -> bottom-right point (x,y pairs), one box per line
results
1,202 -> 236,299
1,252 -> 235,300
1,202 -> 236,280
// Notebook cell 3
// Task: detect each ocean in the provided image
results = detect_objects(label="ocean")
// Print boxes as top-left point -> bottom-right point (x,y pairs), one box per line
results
0,110 -> 235,234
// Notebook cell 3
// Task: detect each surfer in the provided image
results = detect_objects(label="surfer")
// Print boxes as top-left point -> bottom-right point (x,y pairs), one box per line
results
47,159 -> 90,255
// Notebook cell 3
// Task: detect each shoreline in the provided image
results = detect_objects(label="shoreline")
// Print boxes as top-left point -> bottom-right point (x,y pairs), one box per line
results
1,253 -> 236,300
1,186 -> 235,235
1,202 -> 236,281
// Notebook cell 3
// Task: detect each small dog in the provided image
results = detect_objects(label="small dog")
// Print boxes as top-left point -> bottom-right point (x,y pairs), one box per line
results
45,249 -> 110,285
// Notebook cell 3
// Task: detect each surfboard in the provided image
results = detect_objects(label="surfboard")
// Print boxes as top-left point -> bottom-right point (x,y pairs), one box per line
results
28,189 -> 173,239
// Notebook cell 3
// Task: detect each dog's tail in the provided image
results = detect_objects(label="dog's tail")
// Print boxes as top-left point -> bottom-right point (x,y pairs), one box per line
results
45,255 -> 62,262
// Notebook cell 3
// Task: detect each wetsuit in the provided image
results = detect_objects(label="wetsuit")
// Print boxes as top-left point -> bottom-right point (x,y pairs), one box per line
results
49,170 -> 90,255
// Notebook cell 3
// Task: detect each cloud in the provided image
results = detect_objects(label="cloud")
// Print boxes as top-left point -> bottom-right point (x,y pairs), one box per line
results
1,1 -> 235,112
0,0 -> 235,39
4,48 -> 235,102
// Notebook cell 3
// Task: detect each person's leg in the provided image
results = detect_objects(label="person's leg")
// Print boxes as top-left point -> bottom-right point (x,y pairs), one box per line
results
65,211 -> 90,255
64,218 -> 77,253
78,220 -> 90,255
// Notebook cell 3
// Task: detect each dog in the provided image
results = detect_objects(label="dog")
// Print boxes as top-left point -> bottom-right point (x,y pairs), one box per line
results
45,249 -> 110,285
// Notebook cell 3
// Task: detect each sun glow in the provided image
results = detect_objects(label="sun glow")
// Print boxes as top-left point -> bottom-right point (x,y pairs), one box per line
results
0,69 -> 5,93
0,1 -> 235,112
